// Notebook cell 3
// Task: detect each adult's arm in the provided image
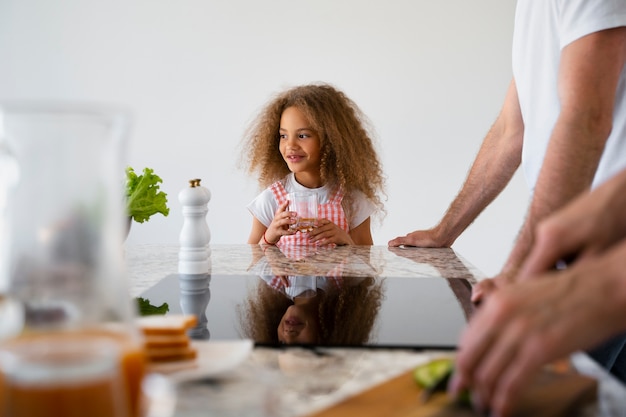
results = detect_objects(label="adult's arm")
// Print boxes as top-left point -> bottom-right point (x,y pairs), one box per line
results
519,166 -> 626,279
473,27 -> 626,301
389,79 -> 524,247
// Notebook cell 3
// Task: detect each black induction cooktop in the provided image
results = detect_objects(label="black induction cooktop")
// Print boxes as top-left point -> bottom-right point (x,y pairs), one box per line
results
140,271 -> 474,350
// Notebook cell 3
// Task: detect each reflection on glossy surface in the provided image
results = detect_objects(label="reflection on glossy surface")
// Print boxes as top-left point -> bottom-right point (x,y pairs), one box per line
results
138,244 -> 479,349
238,245 -> 384,347
238,275 -> 384,347
388,246 -> 476,321
179,274 -> 211,340
126,244 -> 485,297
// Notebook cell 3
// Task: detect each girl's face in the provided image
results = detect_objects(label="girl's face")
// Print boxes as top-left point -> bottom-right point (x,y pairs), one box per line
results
277,304 -> 320,344
279,106 -> 322,187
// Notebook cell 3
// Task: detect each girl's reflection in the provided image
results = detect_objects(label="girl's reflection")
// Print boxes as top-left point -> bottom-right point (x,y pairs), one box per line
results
239,246 -> 384,346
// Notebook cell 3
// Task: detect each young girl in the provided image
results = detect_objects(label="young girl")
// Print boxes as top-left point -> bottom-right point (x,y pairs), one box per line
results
241,83 -> 386,246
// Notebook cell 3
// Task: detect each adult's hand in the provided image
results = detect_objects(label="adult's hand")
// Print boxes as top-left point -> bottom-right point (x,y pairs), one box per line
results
470,267 -> 519,305
451,241 -> 626,417
388,227 -> 450,248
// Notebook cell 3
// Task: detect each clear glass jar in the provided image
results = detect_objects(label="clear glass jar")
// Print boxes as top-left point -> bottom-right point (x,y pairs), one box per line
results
0,102 -> 145,417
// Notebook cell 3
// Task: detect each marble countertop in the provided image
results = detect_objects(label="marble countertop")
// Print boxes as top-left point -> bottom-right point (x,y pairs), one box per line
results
125,244 -> 626,417
124,244 -> 484,297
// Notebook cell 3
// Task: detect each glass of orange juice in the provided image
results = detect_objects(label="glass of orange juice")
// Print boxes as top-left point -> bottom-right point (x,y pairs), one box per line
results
288,192 -> 318,232
0,103 -> 146,417
0,335 -> 129,417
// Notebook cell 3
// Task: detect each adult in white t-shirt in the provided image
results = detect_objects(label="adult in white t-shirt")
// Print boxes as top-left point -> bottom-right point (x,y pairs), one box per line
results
388,0 -> 626,405
390,1 -> 626,298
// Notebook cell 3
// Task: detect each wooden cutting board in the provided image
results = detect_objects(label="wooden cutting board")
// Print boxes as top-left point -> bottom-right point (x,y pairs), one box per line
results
306,367 -> 597,417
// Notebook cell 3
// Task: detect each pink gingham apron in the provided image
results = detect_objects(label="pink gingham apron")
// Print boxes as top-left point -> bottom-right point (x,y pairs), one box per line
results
269,181 -> 349,248
266,181 -> 350,285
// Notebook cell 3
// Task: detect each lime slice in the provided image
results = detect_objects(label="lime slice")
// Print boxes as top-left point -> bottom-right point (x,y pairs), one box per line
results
413,358 -> 454,389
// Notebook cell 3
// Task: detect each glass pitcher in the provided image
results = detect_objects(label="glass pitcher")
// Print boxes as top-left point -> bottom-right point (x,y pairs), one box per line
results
0,102 -> 145,417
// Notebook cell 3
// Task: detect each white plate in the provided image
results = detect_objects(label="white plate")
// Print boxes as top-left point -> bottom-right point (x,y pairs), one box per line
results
148,339 -> 254,383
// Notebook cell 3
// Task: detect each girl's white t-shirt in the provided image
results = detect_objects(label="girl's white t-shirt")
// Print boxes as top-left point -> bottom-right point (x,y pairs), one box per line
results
246,173 -> 376,230
257,275 -> 366,300
513,0 -> 626,191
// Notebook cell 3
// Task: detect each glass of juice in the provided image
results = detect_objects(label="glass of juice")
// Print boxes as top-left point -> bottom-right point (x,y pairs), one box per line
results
0,102 -> 146,417
0,335 -> 128,417
288,192 -> 318,232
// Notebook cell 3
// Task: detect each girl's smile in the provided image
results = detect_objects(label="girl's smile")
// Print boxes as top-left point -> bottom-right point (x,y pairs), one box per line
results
285,154 -> 305,163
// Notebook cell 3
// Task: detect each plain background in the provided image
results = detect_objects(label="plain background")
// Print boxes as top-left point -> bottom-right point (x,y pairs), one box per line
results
0,0 -> 528,276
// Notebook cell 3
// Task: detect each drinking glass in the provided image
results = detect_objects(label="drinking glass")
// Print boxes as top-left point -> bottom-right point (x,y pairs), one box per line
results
288,192 -> 318,232
0,102 -> 145,417
0,336 -> 128,417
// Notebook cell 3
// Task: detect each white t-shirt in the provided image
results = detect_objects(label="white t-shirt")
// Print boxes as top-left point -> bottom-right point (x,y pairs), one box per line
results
513,0 -> 626,191
257,275 -> 368,300
246,173 -> 376,230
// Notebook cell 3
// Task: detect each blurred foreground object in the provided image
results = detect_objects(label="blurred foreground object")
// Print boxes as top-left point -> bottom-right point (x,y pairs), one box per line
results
0,102 -> 146,417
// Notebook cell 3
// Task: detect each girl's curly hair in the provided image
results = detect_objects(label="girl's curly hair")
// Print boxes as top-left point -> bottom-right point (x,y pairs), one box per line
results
239,83 -> 386,221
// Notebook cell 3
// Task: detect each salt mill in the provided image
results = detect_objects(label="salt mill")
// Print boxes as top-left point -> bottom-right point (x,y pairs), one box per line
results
178,178 -> 212,339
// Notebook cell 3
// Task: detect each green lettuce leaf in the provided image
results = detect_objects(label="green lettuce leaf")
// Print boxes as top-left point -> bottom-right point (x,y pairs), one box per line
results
125,167 -> 170,223
136,297 -> 169,316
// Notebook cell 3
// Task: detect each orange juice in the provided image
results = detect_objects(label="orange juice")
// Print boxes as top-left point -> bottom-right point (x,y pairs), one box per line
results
120,343 -> 147,417
0,328 -> 146,417
5,373 -> 125,417
290,217 -> 316,232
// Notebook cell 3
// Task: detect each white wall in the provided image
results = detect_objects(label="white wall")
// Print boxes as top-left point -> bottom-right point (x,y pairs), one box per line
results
0,0 -> 527,276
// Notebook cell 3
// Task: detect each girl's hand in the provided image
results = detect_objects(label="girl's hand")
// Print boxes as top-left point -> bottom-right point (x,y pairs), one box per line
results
264,200 -> 296,244
308,218 -> 354,245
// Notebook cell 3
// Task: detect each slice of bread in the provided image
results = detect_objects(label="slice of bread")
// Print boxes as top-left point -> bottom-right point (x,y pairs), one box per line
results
137,314 -> 198,366
137,314 -> 198,335
145,346 -> 198,363
144,333 -> 190,349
